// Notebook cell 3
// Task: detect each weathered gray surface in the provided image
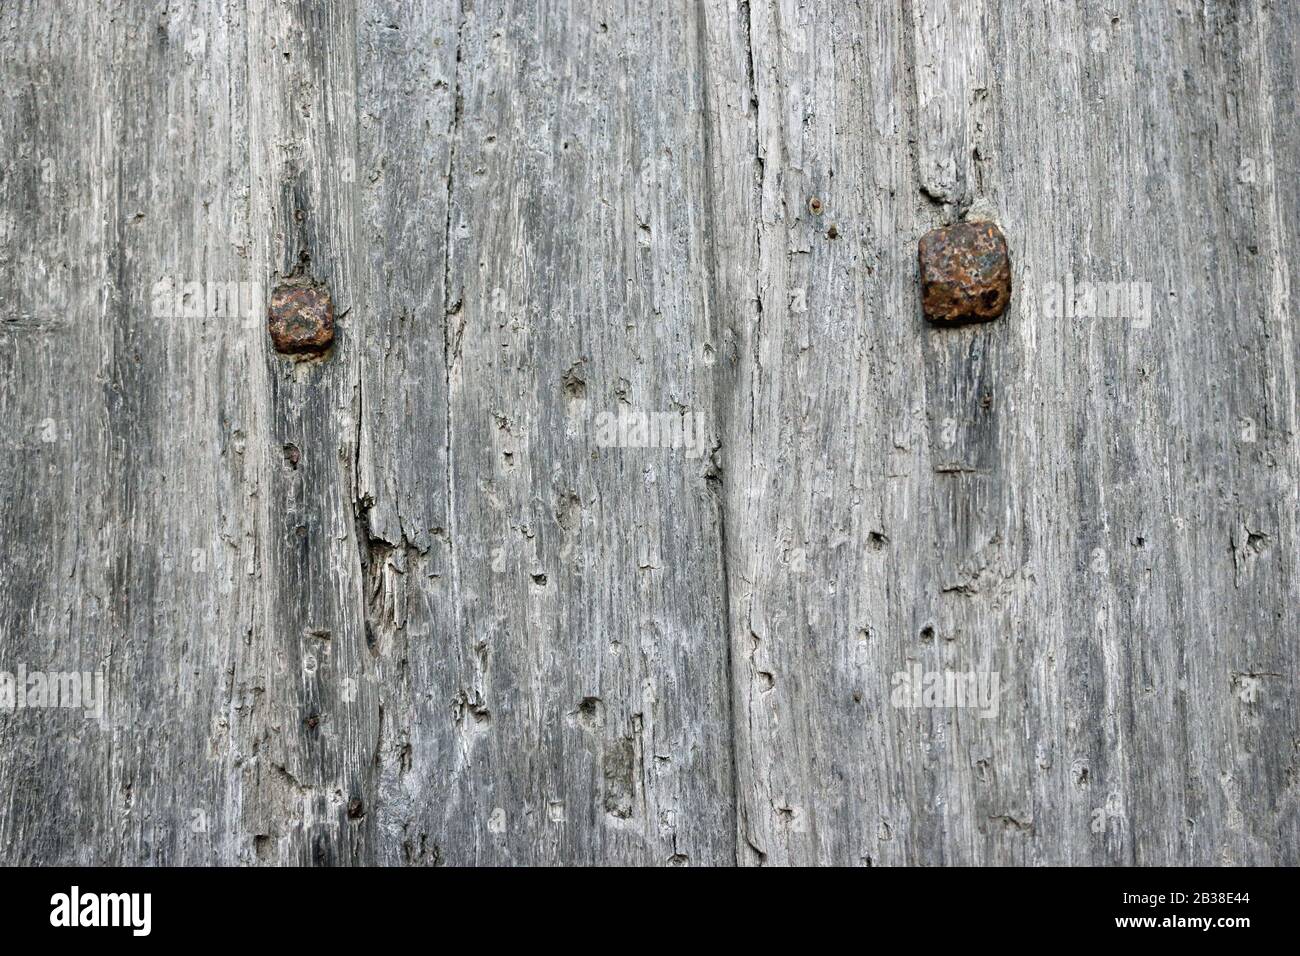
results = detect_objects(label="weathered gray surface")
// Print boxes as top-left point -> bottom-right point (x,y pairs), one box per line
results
0,0 -> 1295,865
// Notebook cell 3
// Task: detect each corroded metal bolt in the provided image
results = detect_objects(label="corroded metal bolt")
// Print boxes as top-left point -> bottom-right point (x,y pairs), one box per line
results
918,220 -> 1011,323
268,279 -> 334,354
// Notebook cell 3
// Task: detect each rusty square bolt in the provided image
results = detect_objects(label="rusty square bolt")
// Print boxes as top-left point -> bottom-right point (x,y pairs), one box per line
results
268,279 -> 334,354
918,220 -> 1011,323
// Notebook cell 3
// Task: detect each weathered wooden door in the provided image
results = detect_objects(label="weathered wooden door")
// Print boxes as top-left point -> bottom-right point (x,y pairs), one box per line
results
1,0 -> 1295,865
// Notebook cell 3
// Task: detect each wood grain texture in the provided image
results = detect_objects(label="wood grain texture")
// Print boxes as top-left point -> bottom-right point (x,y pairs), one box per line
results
0,0 -> 1295,866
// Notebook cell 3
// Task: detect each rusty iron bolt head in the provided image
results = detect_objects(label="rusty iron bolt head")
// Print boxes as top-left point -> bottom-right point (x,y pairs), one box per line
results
268,280 -> 334,354
918,220 -> 1011,323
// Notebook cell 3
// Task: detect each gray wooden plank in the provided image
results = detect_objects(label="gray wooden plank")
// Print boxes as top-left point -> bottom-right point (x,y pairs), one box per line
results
722,0 -> 1299,865
359,0 -> 736,864
714,0 -> 932,866
351,0 -> 462,867
0,1 -> 262,863
239,0 -> 380,865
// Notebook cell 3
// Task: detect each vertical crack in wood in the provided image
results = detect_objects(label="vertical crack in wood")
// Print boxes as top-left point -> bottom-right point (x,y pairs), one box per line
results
441,0 -> 466,552
728,0 -> 769,866
439,4 -> 468,831
694,0 -> 742,868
